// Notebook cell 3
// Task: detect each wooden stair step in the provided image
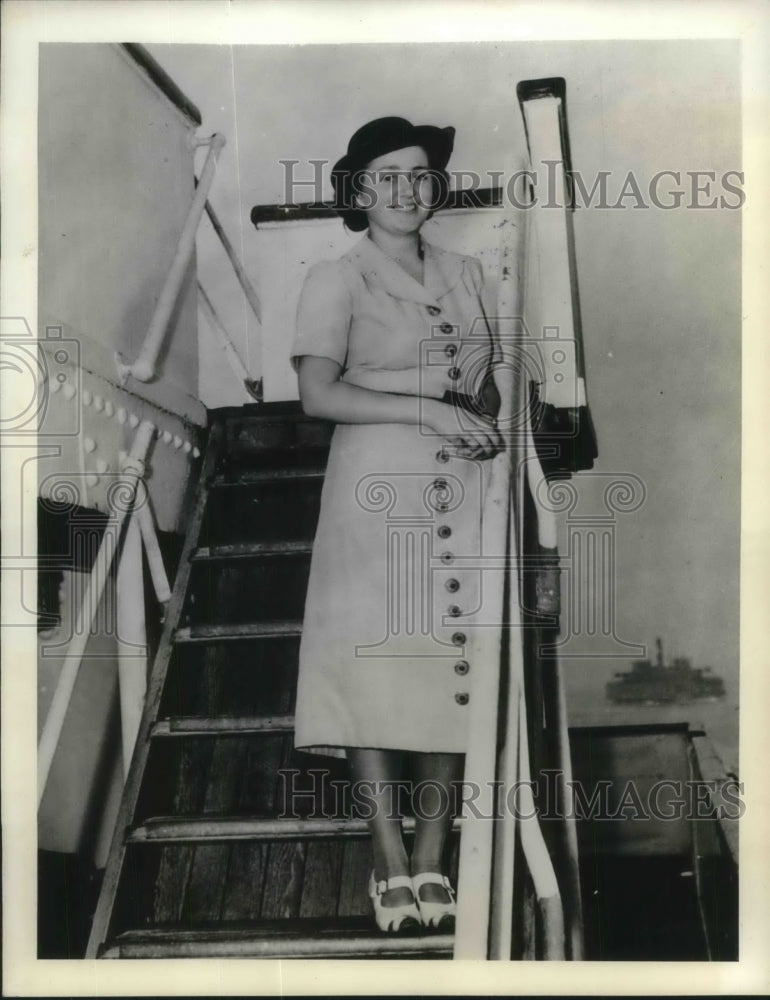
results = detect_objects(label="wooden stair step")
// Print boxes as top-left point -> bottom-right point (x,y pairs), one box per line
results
129,816 -> 374,843
101,923 -> 454,959
174,621 -> 303,643
214,401 -> 311,422
192,541 -> 312,561
221,443 -> 330,462
213,467 -> 325,485
150,716 -> 295,737
128,815 -> 460,844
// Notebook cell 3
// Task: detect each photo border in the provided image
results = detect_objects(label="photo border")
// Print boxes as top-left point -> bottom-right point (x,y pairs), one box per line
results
2,0 -> 768,995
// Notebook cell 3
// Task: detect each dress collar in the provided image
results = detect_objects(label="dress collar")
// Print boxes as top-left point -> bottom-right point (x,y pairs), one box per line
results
346,234 -> 466,306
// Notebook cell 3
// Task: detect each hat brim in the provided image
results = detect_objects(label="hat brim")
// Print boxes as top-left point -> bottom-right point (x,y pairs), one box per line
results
333,124 -> 455,179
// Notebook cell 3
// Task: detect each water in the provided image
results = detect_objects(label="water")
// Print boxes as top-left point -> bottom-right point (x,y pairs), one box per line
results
564,665 -> 739,776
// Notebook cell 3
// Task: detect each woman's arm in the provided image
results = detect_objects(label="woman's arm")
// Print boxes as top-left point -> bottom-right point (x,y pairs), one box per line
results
297,355 -> 503,457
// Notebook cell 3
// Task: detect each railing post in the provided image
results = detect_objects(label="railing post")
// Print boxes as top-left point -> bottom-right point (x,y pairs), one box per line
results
204,199 -> 262,324
37,420 -> 156,807
134,480 -> 171,604
198,283 -> 262,402
116,513 -> 147,777
454,186 -> 527,958
116,134 -> 226,384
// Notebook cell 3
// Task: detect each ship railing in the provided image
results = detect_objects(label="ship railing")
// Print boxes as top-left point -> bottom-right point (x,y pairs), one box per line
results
116,132 -> 263,401
38,419 -> 166,805
452,142 -> 584,959
40,129 -> 266,808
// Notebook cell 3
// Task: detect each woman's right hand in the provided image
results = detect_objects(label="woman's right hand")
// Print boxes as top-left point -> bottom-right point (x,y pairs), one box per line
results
425,400 -> 504,460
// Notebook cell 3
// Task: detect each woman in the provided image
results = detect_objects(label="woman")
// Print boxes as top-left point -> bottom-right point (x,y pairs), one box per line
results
290,117 -> 504,934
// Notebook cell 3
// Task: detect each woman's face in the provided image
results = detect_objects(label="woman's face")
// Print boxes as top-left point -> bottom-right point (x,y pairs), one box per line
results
356,144 -> 433,237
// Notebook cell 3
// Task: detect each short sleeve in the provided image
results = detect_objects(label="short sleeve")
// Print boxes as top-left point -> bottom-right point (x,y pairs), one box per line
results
465,256 -> 503,365
290,260 -> 353,372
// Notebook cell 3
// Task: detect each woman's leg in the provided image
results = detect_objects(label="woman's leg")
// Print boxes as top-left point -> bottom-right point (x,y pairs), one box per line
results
409,751 -> 464,902
347,747 -> 412,906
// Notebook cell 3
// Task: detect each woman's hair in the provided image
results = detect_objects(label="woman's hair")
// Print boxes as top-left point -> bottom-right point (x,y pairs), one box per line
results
336,164 -> 451,233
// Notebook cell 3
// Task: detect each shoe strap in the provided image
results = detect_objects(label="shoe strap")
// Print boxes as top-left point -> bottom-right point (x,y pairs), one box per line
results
412,871 -> 454,896
373,873 -> 414,895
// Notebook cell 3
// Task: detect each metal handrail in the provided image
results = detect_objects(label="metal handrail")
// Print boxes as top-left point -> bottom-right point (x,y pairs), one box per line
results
135,479 -> 171,604
204,199 -> 262,324
198,282 -> 262,402
454,184 -> 530,958
116,133 -> 226,385
453,146 -> 581,957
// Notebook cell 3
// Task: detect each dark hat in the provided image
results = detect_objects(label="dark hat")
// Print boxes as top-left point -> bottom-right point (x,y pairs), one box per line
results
333,116 -> 455,179
331,117 -> 455,230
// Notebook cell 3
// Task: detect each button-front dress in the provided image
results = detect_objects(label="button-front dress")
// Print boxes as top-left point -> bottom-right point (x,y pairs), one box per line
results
291,234 -> 502,756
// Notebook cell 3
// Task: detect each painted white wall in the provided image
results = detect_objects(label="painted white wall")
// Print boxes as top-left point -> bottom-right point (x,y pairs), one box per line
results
39,44 -> 200,403
38,44 -> 205,531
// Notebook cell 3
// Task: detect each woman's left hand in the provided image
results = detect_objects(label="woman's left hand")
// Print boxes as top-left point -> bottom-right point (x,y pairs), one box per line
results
427,401 -> 504,460
451,412 -> 505,460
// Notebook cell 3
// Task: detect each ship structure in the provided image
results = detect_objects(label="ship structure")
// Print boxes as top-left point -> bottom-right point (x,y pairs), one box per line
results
606,638 -> 726,704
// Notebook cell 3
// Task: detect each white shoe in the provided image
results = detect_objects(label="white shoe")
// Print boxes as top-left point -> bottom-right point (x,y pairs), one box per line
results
412,872 -> 456,932
367,872 -> 421,934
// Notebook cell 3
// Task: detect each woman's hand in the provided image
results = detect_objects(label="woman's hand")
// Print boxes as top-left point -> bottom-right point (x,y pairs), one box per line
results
297,358 -> 503,459
425,400 -> 504,460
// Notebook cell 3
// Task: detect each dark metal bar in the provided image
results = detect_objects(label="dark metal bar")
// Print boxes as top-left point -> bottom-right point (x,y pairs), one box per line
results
121,44 -> 202,126
250,186 -> 503,228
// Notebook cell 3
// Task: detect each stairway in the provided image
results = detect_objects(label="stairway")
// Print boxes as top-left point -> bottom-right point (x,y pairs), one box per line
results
87,403 -> 455,959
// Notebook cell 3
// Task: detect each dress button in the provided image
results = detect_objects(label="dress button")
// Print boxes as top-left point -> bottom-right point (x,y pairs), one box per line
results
448,367 -> 461,381
436,448 -> 450,464
448,604 -> 463,617
451,631 -> 466,646
444,343 -> 458,357
445,578 -> 460,592
454,659 -> 470,675
439,322 -> 453,335
437,525 -> 452,539
427,305 -> 441,316
441,552 -> 455,565
455,692 -> 470,705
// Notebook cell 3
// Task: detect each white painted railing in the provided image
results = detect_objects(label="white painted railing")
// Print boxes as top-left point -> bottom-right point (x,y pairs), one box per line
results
116,129 -> 264,403
453,148 -> 580,958
204,199 -> 262,324
116,133 -> 226,385
38,420 -> 157,805
115,478 -> 172,778
41,123 -> 268,804
198,282 -> 262,401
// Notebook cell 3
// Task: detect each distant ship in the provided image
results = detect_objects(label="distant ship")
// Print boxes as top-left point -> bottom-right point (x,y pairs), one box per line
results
606,638 -> 726,704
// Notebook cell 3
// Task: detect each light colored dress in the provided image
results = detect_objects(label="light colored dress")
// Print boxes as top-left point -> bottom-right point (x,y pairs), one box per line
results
290,234 -> 502,756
